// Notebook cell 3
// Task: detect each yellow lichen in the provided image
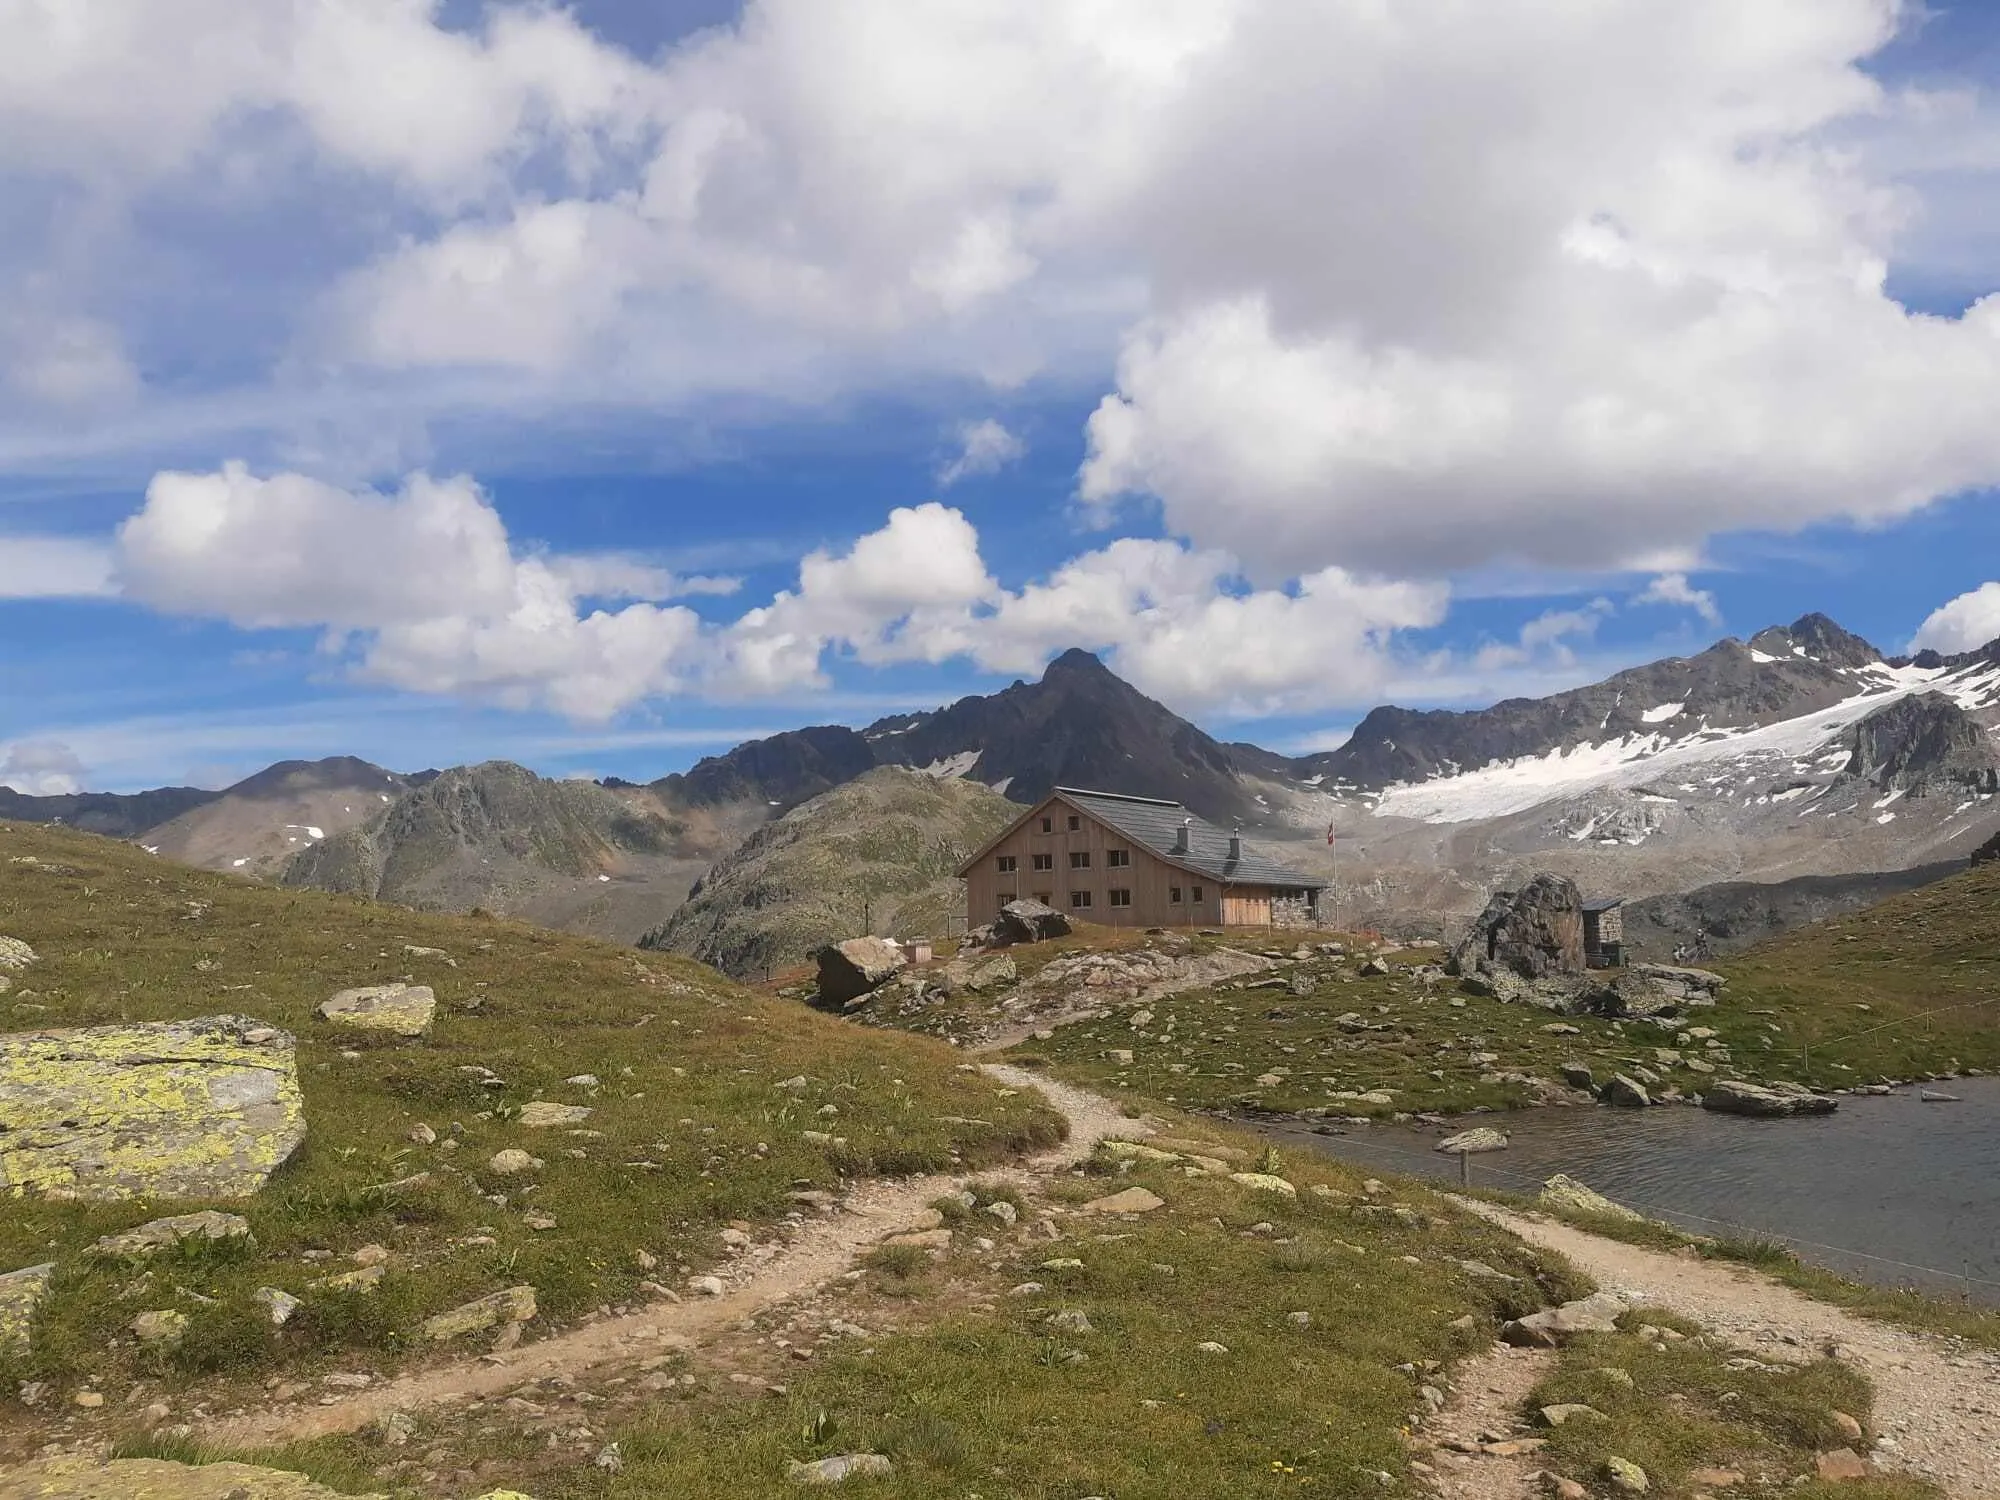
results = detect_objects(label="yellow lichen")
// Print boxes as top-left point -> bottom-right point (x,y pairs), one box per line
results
0,1456 -> 381,1499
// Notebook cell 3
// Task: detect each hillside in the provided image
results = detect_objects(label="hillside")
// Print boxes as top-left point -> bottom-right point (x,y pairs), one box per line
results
639,767 -> 1019,977
280,761 -> 739,943
0,819 -> 1895,1500
1620,862 -> 1967,960
142,756 -> 415,881
0,783 -> 217,838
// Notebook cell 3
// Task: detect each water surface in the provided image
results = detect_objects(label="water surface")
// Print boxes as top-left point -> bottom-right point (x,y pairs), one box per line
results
1265,1078 -> 2000,1304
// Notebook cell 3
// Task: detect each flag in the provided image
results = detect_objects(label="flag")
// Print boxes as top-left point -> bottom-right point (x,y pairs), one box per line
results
1325,820 -> 1336,846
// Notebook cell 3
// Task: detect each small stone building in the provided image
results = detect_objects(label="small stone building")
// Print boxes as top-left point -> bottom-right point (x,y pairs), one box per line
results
1582,896 -> 1625,969
957,787 -> 1327,929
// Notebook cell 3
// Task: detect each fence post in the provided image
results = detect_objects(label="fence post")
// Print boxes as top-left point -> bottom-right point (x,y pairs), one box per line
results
1459,1151 -> 1470,1188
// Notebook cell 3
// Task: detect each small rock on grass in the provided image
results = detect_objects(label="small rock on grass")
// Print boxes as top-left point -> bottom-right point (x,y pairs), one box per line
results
1815,1449 -> 1872,1481
488,1149 -> 537,1174
1539,1404 -> 1603,1426
421,1285 -> 537,1341
91,1211 -> 253,1258
130,1309 -> 189,1346
786,1453 -> 893,1485
1080,1187 -> 1165,1214
1604,1456 -> 1649,1493
255,1287 -> 302,1326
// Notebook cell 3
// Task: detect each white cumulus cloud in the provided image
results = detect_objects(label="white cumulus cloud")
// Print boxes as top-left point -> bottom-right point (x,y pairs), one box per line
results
0,739 -> 87,796
1634,573 -> 1723,625
937,418 -> 1025,486
1912,581 -> 2000,655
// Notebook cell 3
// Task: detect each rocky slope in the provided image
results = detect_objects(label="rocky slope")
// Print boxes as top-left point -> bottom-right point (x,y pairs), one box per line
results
0,783 -> 217,837
1618,861 -> 1966,960
141,756 -> 416,880
639,767 -> 1019,977
280,761 -> 731,943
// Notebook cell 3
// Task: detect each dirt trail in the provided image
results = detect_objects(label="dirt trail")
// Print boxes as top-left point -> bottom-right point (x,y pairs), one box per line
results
1459,1201 -> 2000,1500
1424,1344 -> 1558,1500
206,1064 -> 1139,1448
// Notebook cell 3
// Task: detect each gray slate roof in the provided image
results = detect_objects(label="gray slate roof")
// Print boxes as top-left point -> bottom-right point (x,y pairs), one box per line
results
1056,788 -> 1327,890
1581,896 -> 1625,913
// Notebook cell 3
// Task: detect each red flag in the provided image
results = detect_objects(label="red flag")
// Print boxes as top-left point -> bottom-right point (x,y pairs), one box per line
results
1325,820 -> 1336,846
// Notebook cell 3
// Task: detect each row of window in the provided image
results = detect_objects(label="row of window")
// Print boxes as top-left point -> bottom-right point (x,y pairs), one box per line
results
995,884 -> 1204,911
996,848 -> 1130,873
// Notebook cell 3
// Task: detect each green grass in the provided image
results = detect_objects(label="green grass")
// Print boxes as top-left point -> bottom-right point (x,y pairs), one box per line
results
0,819 -> 1063,1401
1529,1308 -> 1936,1498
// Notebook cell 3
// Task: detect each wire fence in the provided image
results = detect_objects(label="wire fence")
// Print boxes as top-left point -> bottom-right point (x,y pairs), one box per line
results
1275,1125 -> 2000,1303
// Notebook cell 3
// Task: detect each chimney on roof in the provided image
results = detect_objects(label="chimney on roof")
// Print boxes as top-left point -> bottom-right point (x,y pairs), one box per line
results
1172,818 -> 1190,855
1227,824 -> 1242,862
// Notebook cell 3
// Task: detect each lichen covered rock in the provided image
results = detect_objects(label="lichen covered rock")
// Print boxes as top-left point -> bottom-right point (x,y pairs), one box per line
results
91,1210 -> 254,1258
1540,1174 -> 1644,1223
0,1261 -> 55,1355
0,936 -> 38,970
421,1284 -> 537,1341
0,1015 -> 306,1201
517,1101 -> 592,1128
317,984 -> 436,1037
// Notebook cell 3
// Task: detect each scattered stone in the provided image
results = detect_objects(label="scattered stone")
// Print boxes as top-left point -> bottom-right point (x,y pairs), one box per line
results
1359,957 -> 1391,977
1559,1062 -> 1595,1089
309,1265 -> 384,1293
1287,1311 -> 1312,1328
91,1210 -> 255,1258
1687,1468 -> 1744,1489
1815,1449 -> 1871,1481
1601,1074 -> 1651,1108
1539,1174 -> 1644,1223
0,1015 -> 306,1200
1701,1080 -> 1838,1118
517,1101 -> 593,1128
1045,1309 -> 1093,1334
984,1200 -> 1018,1227
72,1390 -> 104,1408
1229,1172 -> 1297,1196
408,1122 -> 437,1145
1544,1477 -> 1588,1500
1080,1187 -> 1166,1215
352,1243 -> 390,1267
1435,1127 -> 1508,1155
131,1309 -> 190,1346
0,937 -> 38,970
421,1285 -> 537,1341
969,955 -> 1017,990
1502,1292 -> 1628,1348
785,1453 -> 894,1485
254,1287 -> 301,1327
1539,1404 -> 1603,1426
488,1149 -> 537,1175
316,984 -> 436,1037
814,938 -> 908,1008
1829,1409 -> 1863,1441
1604,1456 -> 1649,1493
1196,1340 -> 1229,1354
690,1275 -> 726,1298
0,1263 -> 55,1355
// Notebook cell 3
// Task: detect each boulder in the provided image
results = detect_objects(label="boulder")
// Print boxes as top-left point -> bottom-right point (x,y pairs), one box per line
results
421,1284 -> 537,1341
1601,1073 -> 1651,1108
994,898 -> 1072,946
0,936 -> 38,970
0,1262 -> 55,1355
968,954 -> 1017,991
91,1210 -> 254,1258
317,984 -> 436,1037
1435,1127 -> 1509,1155
131,1308 -> 190,1346
786,1454 -> 893,1485
1701,1080 -> 1837,1118
1080,1186 -> 1166,1214
1628,963 -> 1725,1003
1973,828 -> 2000,867
1540,1174 -> 1644,1222
1449,876 -> 1585,981
1559,1062 -> 1596,1090
0,1015 -> 306,1200
1502,1291 -> 1628,1348
0,1458 -> 386,1499
814,937 -> 907,1008
254,1287 -> 302,1326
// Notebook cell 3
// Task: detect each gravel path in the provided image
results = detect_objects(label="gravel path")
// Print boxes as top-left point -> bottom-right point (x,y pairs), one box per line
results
1424,1344 -> 1558,1500
1463,1201 -> 2000,1499
206,1064 -> 1141,1448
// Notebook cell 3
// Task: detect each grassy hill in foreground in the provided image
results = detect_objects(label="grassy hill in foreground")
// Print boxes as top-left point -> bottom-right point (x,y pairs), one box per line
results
641,768 -> 1019,978
0,818 -> 1060,1409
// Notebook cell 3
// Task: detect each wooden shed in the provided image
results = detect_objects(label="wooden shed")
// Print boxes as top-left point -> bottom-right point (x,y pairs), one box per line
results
1582,896 -> 1625,968
955,787 -> 1327,930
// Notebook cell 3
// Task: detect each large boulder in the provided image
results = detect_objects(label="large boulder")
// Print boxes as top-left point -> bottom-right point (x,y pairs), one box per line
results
0,1015 -> 307,1200
1540,1173 -> 1644,1222
1449,876 -> 1585,981
995,898 -> 1072,946
0,1457 -> 384,1499
1501,1291 -> 1629,1348
814,937 -> 908,1008
317,983 -> 435,1037
1701,1080 -> 1837,1118
1627,964 -> 1725,1004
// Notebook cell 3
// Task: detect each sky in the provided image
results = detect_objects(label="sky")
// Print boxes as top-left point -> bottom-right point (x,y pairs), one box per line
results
5,0 -> 2000,794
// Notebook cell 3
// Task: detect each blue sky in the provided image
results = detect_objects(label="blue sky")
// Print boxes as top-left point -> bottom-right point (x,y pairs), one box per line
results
5,0 -> 2000,793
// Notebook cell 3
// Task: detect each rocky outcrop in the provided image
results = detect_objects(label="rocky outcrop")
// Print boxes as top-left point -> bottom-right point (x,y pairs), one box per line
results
318,983 -> 436,1037
421,1284 -> 537,1341
90,1210 -> 253,1258
1700,1079 -> 1837,1118
1435,1127 -> 1509,1155
1540,1174 -> 1644,1222
1450,876 -> 1585,981
0,1015 -> 307,1200
814,937 -> 908,1008
995,898 -> 1072,946
1974,829 -> 2000,867
1843,692 -> 2000,796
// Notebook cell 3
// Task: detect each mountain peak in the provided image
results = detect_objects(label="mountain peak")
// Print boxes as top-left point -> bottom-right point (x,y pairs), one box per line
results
1045,647 -> 1112,676
1748,613 -> 1881,669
